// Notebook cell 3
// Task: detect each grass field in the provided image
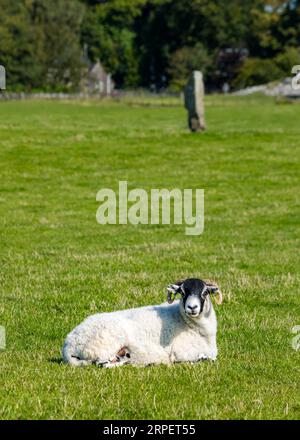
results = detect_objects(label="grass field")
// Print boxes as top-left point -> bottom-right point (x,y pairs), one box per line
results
0,95 -> 299,419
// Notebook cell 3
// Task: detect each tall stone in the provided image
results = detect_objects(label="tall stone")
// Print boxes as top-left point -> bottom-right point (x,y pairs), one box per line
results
0,66 -> 6,90
184,71 -> 205,132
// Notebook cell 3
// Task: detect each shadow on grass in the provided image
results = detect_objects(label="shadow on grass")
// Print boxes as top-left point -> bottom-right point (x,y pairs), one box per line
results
49,357 -> 64,365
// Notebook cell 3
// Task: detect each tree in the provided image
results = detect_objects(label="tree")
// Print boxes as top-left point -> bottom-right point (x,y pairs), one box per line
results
0,0 -> 44,90
80,0 -> 146,87
134,0 -> 259,89
275,0 -> 300,49
32,0 -> 85,91
0,0 -> 84,91
1,0 -> 300,91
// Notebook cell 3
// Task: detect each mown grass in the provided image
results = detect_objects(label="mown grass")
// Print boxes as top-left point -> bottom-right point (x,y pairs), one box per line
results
0,95 -> 299,419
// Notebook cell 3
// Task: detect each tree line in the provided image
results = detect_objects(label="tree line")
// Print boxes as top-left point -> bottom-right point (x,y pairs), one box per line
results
0,0 -> 299,92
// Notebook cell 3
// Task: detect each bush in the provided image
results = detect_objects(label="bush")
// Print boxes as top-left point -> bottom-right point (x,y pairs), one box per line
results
275,47 -> 300,77
233,57 -> 283,89
234,48 -> 300,90
167,44 -> 211,92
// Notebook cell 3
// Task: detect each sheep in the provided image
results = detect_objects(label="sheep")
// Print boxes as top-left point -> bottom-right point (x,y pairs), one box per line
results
62,278 -> 222,368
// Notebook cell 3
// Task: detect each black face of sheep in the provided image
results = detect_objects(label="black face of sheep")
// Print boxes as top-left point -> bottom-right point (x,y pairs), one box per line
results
167,278 -> 222,318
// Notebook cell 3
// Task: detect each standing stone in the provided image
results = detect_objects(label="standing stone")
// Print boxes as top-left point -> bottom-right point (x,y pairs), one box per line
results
184,71 -> 205,132
0,66 -> 6,90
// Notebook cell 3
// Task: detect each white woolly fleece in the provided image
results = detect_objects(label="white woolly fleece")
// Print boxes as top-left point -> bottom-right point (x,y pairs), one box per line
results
62,298 -> 218,367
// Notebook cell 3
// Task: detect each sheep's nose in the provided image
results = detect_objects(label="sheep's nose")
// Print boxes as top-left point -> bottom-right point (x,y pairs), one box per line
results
188,305 -> 198,311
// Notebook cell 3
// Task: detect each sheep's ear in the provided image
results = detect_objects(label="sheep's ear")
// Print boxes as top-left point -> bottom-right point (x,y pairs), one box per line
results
166,280 -> 184,304
204,281 -> 223,305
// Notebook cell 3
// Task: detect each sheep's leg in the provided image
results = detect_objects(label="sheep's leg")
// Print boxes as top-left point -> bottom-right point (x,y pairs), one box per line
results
95,346 -> 131,368
191,354 -> 208,363
106,346 -> 131,368
102,357 -> 130,368
172,347 -> 213,364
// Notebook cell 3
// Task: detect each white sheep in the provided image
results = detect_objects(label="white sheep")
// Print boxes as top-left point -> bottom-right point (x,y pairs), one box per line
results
62,278 -> 222,368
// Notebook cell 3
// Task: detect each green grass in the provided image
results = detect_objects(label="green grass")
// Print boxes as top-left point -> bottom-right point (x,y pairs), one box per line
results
0,95 -> 299,420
